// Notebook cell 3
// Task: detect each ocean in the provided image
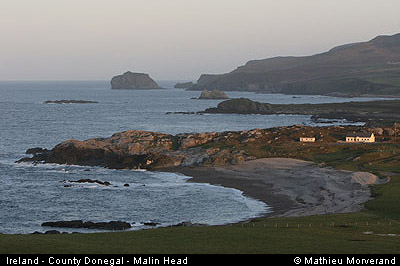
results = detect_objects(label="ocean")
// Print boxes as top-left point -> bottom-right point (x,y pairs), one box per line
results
0,80 -> 386,234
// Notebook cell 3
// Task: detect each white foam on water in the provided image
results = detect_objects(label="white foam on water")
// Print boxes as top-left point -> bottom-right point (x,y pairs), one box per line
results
146,171 -> 271,225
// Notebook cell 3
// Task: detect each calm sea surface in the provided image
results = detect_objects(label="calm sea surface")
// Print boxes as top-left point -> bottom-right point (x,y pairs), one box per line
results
0,80 -> 386,234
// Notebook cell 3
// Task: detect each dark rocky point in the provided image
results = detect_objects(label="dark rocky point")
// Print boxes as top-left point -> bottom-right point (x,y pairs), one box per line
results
143,222 -> 159,226
42,220 -> 131,230
43,100 -> 98,104
26,147 -> 49,155
67,179 -> 111,186
171,221 -> 205,227
44,230 -> 61,234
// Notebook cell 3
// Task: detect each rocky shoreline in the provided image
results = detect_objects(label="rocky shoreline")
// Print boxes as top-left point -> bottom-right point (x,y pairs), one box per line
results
16,125 -> 397,224
32,220 -> 206,235
17,130 -> 251,169
17,125 -> 397,170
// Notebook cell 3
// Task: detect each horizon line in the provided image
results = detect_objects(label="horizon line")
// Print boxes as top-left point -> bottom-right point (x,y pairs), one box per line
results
0,79 -> 193,82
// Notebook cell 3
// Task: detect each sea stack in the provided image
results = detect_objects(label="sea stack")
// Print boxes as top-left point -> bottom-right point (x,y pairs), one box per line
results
111,71 -> 160,90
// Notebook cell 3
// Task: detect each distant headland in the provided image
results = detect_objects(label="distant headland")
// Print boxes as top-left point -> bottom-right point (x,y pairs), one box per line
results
188,33 -> 400,97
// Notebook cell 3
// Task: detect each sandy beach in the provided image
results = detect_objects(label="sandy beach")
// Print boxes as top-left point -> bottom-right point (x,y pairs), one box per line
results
161,158 -> 383,218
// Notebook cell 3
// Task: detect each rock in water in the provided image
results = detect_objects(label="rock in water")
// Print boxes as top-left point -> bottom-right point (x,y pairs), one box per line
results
42,220 -> 132,230
43,100 -> 98,104
111,71 -> 160,90
67,179 -> 112,186
44,230 -> 61,234
198,89 -> 229,99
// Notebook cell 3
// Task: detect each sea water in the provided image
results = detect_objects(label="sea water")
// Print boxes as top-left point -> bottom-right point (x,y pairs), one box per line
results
0,80 -> 386,233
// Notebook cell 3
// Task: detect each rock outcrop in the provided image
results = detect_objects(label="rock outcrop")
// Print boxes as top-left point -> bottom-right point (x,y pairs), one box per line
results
111,71 -> 160,90
204,98 -> 271,113
26,147 -> 49,155
198,89 -> 229,100
17,130 -> 254,169
17,125 -> 398,170
42,220 -> 131,230
43,100 -> 98,104
67,179 -> 112,186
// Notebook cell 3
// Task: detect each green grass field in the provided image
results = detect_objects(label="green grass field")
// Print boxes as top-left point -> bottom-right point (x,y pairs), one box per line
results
0,204 -> 399,254
1,144 -> 399,254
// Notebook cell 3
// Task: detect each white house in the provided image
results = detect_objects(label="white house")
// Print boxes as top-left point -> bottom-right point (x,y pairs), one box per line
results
300,137 -> 316,142
346,132 -> 375,143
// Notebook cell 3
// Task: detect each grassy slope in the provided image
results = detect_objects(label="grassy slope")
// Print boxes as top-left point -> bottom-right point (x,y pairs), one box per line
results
1,141 -> 400,253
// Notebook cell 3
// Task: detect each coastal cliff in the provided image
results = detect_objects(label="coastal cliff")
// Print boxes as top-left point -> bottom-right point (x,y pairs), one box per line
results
111,71 -> 160,90
190,33 -> 400,96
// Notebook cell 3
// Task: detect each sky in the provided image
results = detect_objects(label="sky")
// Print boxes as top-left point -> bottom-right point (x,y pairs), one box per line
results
1,0 -> 400,81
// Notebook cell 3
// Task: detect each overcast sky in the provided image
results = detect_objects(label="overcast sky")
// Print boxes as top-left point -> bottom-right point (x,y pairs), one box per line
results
1,0 -> 399,81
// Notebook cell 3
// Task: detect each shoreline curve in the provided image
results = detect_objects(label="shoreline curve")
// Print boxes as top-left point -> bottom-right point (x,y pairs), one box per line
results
160,158 -> 380,218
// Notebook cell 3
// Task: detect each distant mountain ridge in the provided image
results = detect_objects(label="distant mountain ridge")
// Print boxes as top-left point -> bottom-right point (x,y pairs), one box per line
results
190,33 -> 400,96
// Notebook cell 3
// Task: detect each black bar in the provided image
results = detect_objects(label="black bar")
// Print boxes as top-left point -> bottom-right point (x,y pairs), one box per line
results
0,254 -> 398,266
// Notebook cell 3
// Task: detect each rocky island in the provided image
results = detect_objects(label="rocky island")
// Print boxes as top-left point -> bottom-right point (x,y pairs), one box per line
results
174,82 -> 194,89
198,89 -> 229,99
111,71 -> 161,90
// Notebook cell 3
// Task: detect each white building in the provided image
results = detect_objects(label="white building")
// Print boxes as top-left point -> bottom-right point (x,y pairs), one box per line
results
300,137 -> 316,142
346,132 -> 375,143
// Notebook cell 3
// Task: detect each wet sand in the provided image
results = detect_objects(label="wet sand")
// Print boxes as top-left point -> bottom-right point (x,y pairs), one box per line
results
160,158 -> 381,217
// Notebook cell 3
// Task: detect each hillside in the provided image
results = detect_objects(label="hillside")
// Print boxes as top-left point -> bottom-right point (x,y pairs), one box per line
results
191,33 -> 400,96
